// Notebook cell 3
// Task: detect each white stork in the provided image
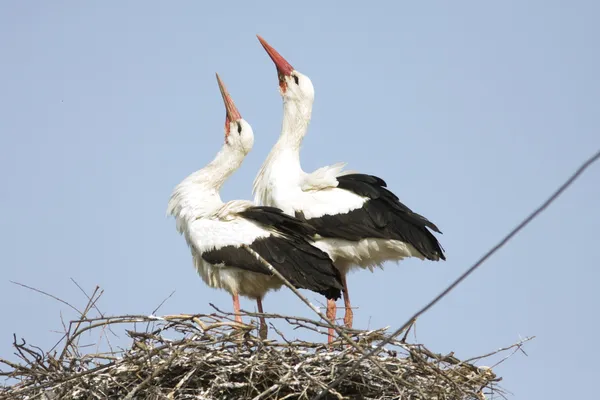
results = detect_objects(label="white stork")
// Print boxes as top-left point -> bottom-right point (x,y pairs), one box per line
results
253,36 -> 446,342
168,73 -> 343,339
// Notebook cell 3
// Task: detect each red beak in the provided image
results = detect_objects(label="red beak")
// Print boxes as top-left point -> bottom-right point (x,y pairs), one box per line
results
257,35 -> 294,91
216,73 -> 242,129
216,73 -> 241,140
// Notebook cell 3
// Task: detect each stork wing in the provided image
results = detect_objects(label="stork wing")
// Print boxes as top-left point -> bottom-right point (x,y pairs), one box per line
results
237,206 -> 343,299
336,174 -> 442,234
188,209 -> 273,275
296,173 -> 446,262
188,203 -> 343,299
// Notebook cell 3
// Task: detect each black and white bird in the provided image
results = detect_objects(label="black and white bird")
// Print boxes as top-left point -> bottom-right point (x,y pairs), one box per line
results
168,73 -> 343,339
252,36 -> 446,342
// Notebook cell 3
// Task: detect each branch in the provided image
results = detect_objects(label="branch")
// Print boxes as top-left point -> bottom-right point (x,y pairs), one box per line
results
10,281 -> 81,315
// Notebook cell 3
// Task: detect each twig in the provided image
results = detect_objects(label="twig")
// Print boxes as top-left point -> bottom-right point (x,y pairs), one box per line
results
10,281 -> 81,315
59,286 -> 102,361
151,290 -> 176,315
463,336 -> 535,365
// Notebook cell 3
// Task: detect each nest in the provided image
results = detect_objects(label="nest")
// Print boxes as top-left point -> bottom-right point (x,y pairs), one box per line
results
0,298 -> 531,400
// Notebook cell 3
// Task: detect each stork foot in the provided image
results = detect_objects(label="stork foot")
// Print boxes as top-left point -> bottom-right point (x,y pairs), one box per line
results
326,299 -> 337,346
343,308 -> 353,329
232,293 -> 243,324
340,274 -> 353,330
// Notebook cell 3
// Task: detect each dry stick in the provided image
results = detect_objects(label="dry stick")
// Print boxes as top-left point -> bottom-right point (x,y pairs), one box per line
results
151,290 -> 176,315
10,281 -> 82,315
59,286 -> 102,361
168,366 -> 197,398
147,290 -> 177,338
215,306 -> 363,334
65,317 -> 157,346
10,280 -> 95,358
71,280 -> 115,347
241,244 -> 401,389
489,339 -> 532,370
71,279 -> 105,318
69,281 -> 116,357
123,350 -> 179,400
462,336 -> 535,365
314,148 -> 600,400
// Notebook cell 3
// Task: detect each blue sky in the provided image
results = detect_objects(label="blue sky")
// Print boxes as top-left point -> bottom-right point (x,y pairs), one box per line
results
1,2 -> 598,398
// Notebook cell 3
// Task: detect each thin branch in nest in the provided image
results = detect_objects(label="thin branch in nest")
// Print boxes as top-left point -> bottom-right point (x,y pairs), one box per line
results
463,336 -> 535,366
151,289 -> 177,316
10,281 -> 81,315
70,278 -> 118,356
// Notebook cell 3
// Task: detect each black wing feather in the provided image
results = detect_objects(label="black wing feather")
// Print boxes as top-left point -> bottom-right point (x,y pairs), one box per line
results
297,173 -> 446,261
202,207 -> 343,300
202,247 -> 268,275
240,206 -> 318,238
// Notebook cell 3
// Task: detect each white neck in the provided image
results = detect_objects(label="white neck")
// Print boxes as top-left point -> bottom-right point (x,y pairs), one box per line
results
168,144 -> 245,220
277,98 -> 313,151
252,97 -> 314,205
194,144 -> 245,190
262,97 -> 313,170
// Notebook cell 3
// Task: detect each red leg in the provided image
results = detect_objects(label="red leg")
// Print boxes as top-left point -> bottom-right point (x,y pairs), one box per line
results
326,298 -> 337,344
256,297 -> 268,339
342,274 -> 353,329
232,293 -> 242,323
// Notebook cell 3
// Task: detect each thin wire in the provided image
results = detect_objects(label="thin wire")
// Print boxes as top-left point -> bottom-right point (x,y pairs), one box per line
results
313,148 -> 600,399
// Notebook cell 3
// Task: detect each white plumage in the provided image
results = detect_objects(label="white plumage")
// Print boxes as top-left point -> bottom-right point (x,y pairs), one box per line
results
185,202 -> 283,299
253,36 -> 445,341
168,73 -> 343,340
166,75 -> 279,338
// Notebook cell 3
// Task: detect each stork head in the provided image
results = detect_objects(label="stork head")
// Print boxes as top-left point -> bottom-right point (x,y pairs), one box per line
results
216,73 -> 254,154
257,35 -> 315,105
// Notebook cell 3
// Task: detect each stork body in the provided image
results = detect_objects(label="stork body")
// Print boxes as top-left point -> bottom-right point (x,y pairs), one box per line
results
168,74 -> 343,339
253,37 -> 445,341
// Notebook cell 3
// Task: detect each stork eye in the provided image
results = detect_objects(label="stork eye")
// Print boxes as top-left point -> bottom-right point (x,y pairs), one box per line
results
237,122 -> 242,134
293,74 -> 299,85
